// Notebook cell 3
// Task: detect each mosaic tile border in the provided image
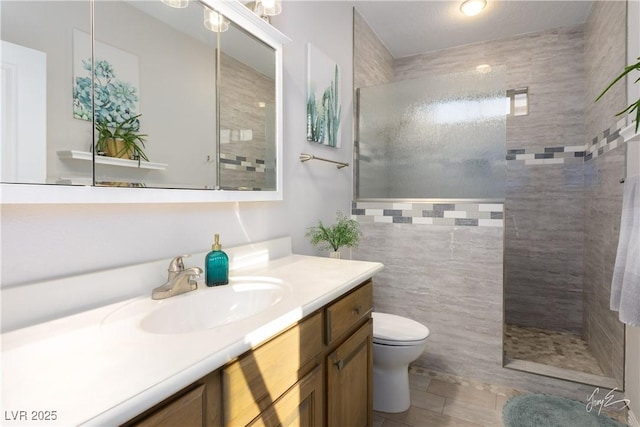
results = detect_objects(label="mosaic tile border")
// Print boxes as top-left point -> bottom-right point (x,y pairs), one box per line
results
506,117 -> 628,165
220,154 -> 265,173
352,201 -> 504,227
584,117 -> 628,161
506,146 -> 585,165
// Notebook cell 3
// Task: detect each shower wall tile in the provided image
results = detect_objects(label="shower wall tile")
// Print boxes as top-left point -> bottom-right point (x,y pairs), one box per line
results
354,223 -> 502,373
396,24 -> 586,155
394,24 -> 588,334
585,1 -> 627,143
584,145 -> 626,385
353,9 -> 394,89
582,0 -> 627,387
354,222 -> 602,399
504,156 -> 585,332
219,52 -> 274,190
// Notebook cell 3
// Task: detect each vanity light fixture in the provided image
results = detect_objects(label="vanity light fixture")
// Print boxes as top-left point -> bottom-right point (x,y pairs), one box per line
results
204,8 -> 229,32
247,0 -> 282,22
254,0 -> 282,17
460,0 -> 487,16
161,0 -> 189,8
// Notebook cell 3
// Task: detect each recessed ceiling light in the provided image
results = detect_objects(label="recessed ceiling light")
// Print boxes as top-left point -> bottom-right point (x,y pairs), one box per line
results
460,0 -> 487,16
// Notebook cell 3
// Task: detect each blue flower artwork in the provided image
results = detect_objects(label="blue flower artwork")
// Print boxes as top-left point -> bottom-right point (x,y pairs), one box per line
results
72,29 -> 140,129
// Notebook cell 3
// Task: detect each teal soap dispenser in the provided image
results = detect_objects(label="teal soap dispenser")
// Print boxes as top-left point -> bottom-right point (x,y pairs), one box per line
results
205,234 -> 229,286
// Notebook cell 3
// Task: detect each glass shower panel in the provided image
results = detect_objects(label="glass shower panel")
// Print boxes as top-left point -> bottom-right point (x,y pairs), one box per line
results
357,67 -> 506,199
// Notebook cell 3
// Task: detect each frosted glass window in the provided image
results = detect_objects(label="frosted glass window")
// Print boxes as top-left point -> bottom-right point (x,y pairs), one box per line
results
356,67 -> 506,199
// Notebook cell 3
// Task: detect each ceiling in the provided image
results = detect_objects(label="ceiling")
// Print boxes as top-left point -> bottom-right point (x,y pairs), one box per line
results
353,0 -> 594,58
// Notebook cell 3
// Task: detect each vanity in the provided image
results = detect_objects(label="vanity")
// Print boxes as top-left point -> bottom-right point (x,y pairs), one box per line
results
0,2 -> 380,423
1,238 -> 383,426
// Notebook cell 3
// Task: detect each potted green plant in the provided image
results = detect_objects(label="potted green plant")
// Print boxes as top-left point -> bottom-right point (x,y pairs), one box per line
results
595,56 -> 640,133
95,114 -> 149,164
305,211 -> 363,259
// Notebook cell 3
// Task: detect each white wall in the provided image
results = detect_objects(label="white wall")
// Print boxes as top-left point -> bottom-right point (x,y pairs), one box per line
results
626,0 -> 640,422
0,2 -> 354,293
271,1 -> 355,250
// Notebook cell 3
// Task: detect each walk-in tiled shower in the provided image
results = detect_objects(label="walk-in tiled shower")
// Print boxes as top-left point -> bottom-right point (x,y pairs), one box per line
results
352,0 -> 627,397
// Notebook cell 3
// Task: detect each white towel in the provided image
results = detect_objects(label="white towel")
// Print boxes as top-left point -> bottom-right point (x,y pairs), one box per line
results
610,174 -> 640,326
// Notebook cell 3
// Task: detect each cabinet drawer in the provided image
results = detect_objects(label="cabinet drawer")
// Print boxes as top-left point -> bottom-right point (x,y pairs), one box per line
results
325,280 -> 373,346
222,312 -> 323,427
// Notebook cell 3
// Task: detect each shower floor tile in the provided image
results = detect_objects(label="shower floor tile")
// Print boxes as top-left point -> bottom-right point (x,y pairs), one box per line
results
504,324 -> 606,377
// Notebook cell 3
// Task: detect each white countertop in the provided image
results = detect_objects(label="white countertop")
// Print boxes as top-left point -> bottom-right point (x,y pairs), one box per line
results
1,254 -> 383,426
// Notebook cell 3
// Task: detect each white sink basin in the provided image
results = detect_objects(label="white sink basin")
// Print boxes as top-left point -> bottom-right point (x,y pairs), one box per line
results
103,276 -> 290,334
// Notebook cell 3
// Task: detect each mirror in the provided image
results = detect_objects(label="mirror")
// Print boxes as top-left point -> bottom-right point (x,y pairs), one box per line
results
0,0 -> 285,200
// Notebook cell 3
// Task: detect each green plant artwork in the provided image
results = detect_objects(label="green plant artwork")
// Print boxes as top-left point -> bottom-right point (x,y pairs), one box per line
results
306,44 -> 342,148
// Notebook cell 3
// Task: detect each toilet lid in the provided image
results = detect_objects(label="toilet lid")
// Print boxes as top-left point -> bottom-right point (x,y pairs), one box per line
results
372,312 -> 430,345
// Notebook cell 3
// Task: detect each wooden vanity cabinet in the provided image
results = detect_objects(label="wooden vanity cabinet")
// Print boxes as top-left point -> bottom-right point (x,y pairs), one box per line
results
124,280 -> 374,427
324,281 -> 374,427
124,370 -> 222,427
222,312 -> 324,427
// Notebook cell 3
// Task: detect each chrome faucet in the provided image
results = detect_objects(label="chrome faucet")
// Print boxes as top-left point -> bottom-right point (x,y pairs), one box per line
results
152,255 -> 203,300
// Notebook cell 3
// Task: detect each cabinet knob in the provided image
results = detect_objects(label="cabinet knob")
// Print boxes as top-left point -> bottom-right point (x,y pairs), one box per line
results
334,359 -> 344,371
353,306 -> 361,315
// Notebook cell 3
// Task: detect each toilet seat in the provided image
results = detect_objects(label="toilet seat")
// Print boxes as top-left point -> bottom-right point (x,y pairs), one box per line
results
372,312 -> 430,346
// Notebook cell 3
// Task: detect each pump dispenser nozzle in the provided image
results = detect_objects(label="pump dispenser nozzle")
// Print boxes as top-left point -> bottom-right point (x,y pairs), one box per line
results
212,234 -> 222,251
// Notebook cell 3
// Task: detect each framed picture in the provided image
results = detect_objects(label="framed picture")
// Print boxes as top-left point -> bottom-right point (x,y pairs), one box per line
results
306,43 -> 342,148
72,29 -> 140,129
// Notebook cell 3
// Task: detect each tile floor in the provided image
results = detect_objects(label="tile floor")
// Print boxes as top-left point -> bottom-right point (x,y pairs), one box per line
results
373,369 -> 523,427
503,324 -> 605,376
373,368 -> 629,427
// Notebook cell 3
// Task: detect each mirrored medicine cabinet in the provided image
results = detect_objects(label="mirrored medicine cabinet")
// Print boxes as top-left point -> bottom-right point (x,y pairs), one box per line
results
0,0 -> 289,203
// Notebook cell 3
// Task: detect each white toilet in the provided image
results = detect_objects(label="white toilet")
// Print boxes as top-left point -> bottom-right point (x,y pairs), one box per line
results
372,312 -> 430,413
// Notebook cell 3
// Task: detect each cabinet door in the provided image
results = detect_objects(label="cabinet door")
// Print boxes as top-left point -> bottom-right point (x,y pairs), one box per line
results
223,313 -> 323,426
129,384 -> 205,427
326,319 -> 373,427
125,370 -> 221,427
247,364 -> 323,427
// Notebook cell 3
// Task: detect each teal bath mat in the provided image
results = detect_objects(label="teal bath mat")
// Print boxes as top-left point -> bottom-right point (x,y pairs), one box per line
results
503,394 -> 628,427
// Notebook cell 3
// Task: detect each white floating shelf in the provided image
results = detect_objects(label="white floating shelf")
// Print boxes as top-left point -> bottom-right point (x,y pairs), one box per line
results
56,177 -> 93,186
57,150 -> 168,170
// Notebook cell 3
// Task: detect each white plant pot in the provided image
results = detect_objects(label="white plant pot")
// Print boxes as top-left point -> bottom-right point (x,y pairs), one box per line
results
329,251 -> 341,259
